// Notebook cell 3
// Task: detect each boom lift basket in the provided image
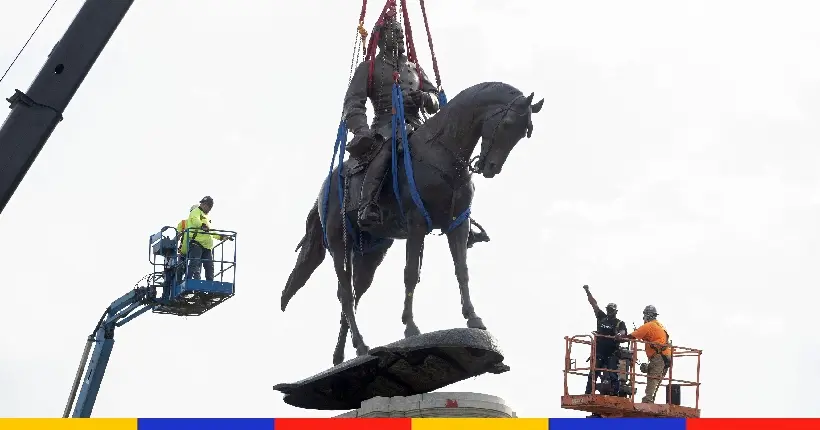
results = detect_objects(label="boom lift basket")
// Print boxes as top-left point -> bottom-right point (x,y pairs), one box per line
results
561,333 -> 702,418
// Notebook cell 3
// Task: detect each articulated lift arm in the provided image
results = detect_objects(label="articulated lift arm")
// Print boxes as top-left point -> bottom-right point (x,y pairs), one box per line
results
63,286 -> 155,418
0,0 -> 135,214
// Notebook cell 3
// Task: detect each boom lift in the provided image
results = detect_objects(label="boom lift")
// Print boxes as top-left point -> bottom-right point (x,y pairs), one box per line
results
561,333 -> 702,418
62,227 -> 237,417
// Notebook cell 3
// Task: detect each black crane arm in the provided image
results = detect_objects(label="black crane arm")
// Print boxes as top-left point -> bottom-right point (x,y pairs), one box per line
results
0,0 -> 135,214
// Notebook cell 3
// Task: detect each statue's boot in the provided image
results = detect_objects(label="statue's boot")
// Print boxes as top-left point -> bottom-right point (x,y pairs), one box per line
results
467,228 -> 490,249
358,147 -> 391,229
466,219 -> 490,249
358,203 -> 381,229
347,132 -> 377,159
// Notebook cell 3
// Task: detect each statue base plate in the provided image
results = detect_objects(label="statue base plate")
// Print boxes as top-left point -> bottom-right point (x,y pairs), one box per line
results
272,328 -> 509,410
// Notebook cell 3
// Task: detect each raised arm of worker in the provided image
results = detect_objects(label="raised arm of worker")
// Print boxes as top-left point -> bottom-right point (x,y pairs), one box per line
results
583,285 -> 604,318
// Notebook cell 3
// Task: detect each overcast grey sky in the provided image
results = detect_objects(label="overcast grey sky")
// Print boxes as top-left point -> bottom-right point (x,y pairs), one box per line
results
1,0 -> 818,419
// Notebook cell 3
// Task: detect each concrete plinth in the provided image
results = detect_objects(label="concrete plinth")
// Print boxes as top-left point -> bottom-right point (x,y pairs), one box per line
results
334,392 -> 517,418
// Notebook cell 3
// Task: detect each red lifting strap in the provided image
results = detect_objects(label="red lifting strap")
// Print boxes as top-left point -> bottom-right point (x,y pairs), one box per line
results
359,0 -> 368,23
417,0 -> 442,90
362,0 -> 443,93
398,0 -> 418,64
357,0 -> 369,46
399,0 -> 424,89
365,0 -> 398,90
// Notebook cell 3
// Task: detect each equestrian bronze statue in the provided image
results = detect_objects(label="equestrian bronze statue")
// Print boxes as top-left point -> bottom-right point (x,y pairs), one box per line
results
281,14 -> 544,366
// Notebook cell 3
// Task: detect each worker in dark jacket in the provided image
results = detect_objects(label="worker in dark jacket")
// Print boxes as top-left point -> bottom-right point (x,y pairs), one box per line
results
342,7 -> 489,248
582,285 -> 627,398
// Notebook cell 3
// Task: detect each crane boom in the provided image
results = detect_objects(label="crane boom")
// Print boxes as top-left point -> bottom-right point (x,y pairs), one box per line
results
0,0 -> 135,214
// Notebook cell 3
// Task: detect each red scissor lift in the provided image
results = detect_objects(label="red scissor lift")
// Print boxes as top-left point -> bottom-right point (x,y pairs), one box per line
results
562,334 -> 702,418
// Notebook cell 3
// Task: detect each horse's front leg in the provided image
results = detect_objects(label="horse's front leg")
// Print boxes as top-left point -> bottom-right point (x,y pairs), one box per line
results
446,221 -> 486,330
401,228 -> 425,338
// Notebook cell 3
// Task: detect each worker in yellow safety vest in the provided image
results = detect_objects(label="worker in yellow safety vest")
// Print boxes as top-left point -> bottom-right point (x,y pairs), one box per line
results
176,205 -> 198,254
179,196 -> 229,281
168,205 -> 199,287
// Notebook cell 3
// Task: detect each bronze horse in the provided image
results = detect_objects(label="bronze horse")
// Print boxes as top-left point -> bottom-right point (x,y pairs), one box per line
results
281,82 -> 544,365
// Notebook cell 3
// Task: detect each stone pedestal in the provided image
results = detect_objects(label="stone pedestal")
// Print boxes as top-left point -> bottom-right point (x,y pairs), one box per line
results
334,392 -> 517,418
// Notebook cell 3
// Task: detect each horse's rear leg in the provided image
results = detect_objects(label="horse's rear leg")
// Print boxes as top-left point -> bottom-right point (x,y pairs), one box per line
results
446,221 -> 486,330
401,228 -> 426,338
334,313 -> 348,366
332,249 -> 370,358
333,244 -> 390,366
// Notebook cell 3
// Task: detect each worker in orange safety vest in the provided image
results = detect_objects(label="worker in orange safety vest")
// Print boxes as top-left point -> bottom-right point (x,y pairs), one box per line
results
622,305 -> 672,404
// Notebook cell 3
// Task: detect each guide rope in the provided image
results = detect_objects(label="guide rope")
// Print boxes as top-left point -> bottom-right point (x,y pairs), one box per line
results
0,0 -> 60,85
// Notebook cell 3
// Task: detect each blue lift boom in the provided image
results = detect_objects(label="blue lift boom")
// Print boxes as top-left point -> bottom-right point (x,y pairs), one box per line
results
62,226 -> 237,417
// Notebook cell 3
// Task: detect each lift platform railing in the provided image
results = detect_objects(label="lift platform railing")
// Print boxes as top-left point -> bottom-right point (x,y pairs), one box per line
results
177,227 -> 237,284
563,333 -> 702,410
148,226 -> 237,297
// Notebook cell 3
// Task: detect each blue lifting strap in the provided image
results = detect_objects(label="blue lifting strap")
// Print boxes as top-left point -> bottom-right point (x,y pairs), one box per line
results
322,84 -> 465,249
391,83 -> 433,232
390,84 -> 468,235
438,90 -> 447,107
321,119 -> 359,250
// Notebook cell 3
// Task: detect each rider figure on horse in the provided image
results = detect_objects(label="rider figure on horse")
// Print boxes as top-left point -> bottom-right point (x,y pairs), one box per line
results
342,9 -> 490,248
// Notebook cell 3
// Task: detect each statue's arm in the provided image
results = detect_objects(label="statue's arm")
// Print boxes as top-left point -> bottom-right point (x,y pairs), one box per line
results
343,61 -> 371,134
418,67 -> 439,114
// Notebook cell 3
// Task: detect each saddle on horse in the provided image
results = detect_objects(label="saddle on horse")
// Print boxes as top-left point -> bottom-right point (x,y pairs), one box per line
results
346,132 -> 489,248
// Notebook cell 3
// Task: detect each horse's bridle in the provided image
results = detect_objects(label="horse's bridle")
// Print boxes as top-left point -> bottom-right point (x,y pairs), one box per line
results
471,94 -> 528,173
424,92 -> 529,177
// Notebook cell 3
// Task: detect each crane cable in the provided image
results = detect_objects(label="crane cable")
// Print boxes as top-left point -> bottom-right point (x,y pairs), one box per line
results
397,0 -> 447,105
0,0 -> 60,85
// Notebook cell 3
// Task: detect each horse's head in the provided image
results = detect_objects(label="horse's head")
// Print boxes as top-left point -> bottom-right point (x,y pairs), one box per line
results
475,92 -> 544,178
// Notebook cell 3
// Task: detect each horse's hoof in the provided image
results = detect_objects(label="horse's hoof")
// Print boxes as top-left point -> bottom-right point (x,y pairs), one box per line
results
356,344 -> 370,357
467,317 -> 486,330
404,321 -> 421,338
487,362 -> 510,374
332,351 -> 344,366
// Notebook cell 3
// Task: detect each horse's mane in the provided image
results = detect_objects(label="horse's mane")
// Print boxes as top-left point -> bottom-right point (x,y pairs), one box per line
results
420,82 -> 523,136
445,82 -> 524,111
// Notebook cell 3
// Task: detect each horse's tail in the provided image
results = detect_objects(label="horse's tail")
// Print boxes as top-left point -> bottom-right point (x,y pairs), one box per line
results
281,199 -> 326,311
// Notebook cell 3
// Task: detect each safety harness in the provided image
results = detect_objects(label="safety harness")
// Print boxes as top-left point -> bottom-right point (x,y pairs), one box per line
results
177,207 -> 208,254
648,320 -> 672,369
